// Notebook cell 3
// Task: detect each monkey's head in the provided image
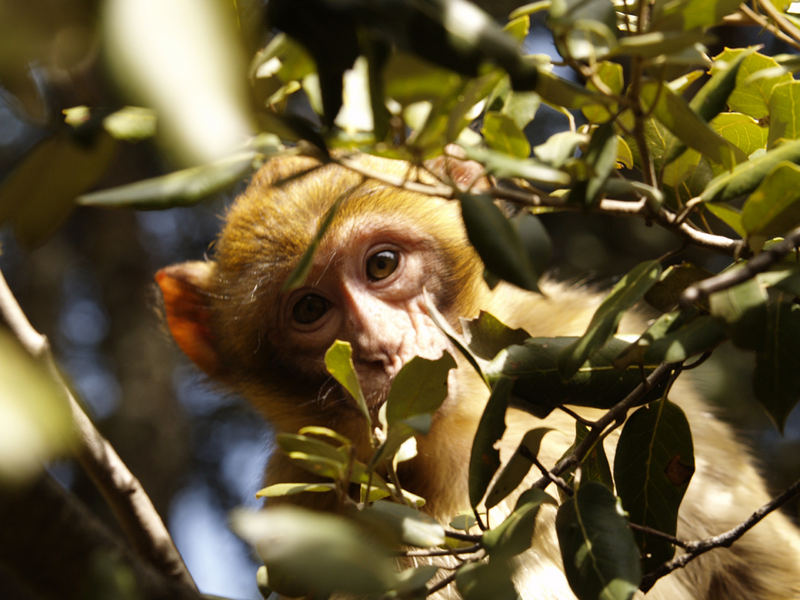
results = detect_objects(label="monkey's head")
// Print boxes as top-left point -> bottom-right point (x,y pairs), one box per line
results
156,153 -> 489,433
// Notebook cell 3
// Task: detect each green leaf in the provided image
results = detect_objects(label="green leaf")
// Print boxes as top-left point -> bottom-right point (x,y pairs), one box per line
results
460,193 -> 541,292
704,202 -> 745,237
455,561 -> 518,600
385,354 -> 456,425
78,152 -> 259,209
768,81 -> 800,145
0,331 -> 74,486
741,161 -> 800,249
360,500 -> 445,548
483,488 -> 556,558
0,132 -> 116,245
488,337 -> 665,417
324,341 -> 370,426
536,69 -> 610,113
690,50 -> 752,122
614,400 -> 695,572
559,260 -> 662,379
534,131 -> 587,167
459,311 -> 530,361
753,301 -> 800,431
231,507 -> 396,597
723,49 -> 792,120
485,428 -> 552,508
582,61 -> 623,124
281,181 -> 348,291
652,0 -> 749,31
482,112 -> 531,158
576,422 -> 613,489
469,377 -> 513,509
502,90 -> 541,130
568,122 -> 618,205
699,138 -> 800,203
640,81 -> 745,169
709,275 -> 768,350
644,263 -> 713,312
611,30 -> 708,59
711,112 -> 768,157
102,106 -> 158,141
463,145 -> 572,186
256,482 -> 336,498
556,482 -> 641,600
614,314 -> 727,368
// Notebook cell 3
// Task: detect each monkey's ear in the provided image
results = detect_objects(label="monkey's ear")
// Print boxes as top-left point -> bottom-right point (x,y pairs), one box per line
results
155,262 -> 222,376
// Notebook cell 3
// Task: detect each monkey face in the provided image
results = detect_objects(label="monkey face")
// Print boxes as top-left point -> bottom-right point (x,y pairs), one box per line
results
273,217 -> 453,409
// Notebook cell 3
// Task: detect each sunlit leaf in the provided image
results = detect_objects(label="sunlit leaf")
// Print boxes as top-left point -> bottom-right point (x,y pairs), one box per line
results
483,112 -> 531,158
768,80 -> 800,145
325,341 -> 370,425
456,560 -> 518,600
460,311 -> 530,361
721,49 -> 792,120
582,61 -> 623,124
256,482 -> 336,498
741,161 -> 800,249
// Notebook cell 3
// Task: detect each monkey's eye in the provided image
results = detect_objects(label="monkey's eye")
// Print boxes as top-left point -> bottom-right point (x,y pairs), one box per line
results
292,294 -> 330,324
366,249 -> 399,281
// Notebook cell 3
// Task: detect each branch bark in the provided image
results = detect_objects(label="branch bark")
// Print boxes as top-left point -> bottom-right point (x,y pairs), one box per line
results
0,269 -> 196,590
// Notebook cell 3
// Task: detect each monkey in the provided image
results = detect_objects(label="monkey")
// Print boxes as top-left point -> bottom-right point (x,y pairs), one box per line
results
156,151 -> 800,599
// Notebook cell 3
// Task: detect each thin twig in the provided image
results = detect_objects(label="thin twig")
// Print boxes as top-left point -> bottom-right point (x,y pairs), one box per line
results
680,225 -> 800,306
404,544 -> 482,558
628,522 -> 689,550
0,269 -> 196,590
640,476 -> 800,591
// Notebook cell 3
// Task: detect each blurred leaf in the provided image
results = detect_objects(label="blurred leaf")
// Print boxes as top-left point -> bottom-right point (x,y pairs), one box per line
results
568,122 -> 618,205
485,428 -> 552,508
325,341 -> 370,426
103,0 -> 254,164
534,131 -> 586,167
450,513 -> 478,531
231,507 -> 396,597
469,377 -> 513,509
768,81 -> 800,145
78,152 -> 260,209
464,145 -> 571,186
489,337 -> 665,418
0,132 -> 116,245
709,275 -> 767,350
645,263 -> 713,312
102,106 -> 158,141
704,202 -> 745,237
611,30 -> 707,59
614,400 -> 695,572
754,301 -> 800,431
549,0 -> 617,60
559,260 -> 662,379
575,422 -> 613,489
556,482 -> 641,600
502,89 -> 541,130
395,565 -> 439,596
691,50 -> 751,122
460,193 -> 541,292
483,112 -> 531,158
741,161 -> 800,249
384,53 -> 463,107
652,0 -> 746,31
536,69 -> 609,112
256,482 -> 336,498
361,500 -> 445,547
0,331 -> 74,486
582,61 -> 623,124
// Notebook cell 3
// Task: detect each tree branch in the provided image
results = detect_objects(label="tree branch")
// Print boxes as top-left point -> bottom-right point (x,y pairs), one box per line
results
680,225 -> 800,306
640,476 -> 800,591
0,269 -> 195,590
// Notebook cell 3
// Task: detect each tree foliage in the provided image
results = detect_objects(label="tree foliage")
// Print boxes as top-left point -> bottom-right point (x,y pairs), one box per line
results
2,1 -> 800,599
